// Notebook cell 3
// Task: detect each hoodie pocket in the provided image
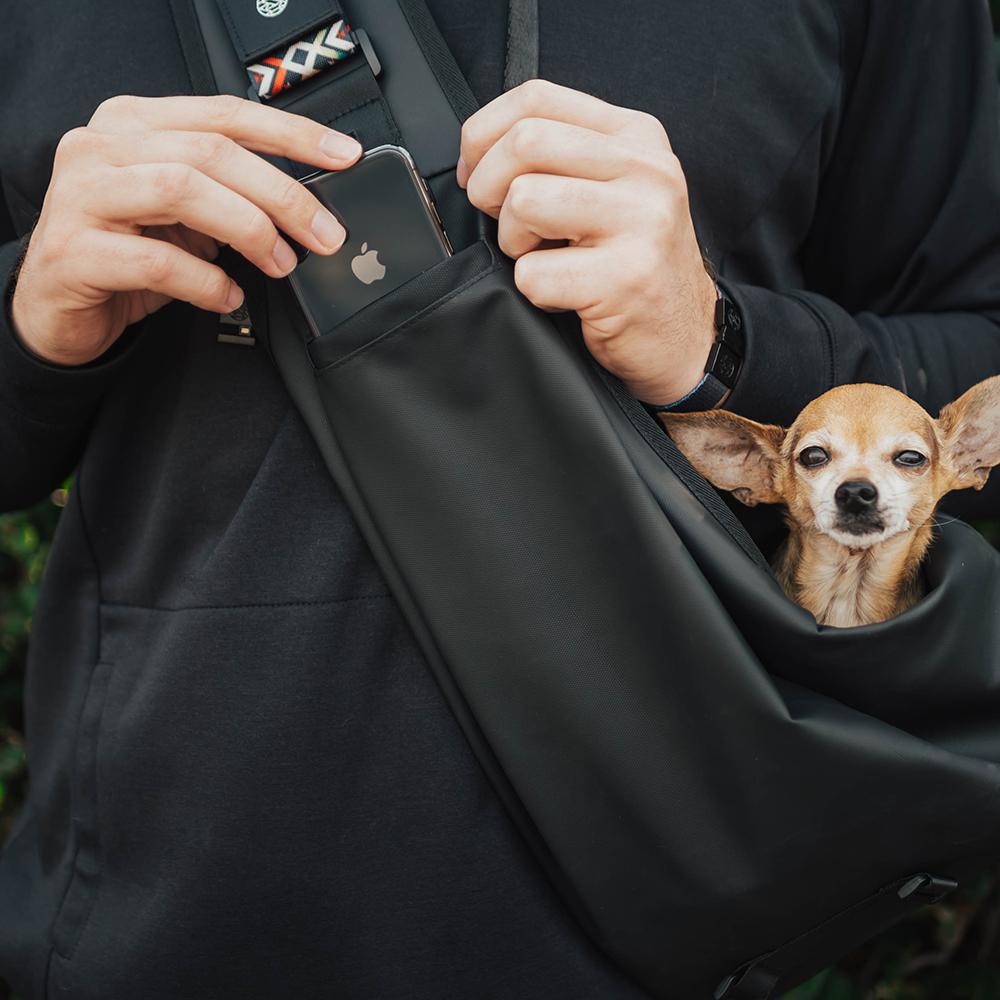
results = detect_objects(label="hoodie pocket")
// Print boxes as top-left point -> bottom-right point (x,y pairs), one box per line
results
49,660 -> 117,961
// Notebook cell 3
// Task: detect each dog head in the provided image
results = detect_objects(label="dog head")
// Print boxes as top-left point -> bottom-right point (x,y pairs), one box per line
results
660,377 -> 1000,548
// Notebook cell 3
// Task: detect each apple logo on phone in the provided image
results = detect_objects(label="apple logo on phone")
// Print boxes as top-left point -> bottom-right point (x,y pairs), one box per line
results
351,242 -> 387,285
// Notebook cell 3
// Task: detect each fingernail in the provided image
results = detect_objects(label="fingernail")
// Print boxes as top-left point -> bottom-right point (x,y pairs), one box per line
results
456,157 -> 468,188
311,209 -> 346,252
320,130 -> 362,163
272,238 -> 298,275
225,282 -> 244,312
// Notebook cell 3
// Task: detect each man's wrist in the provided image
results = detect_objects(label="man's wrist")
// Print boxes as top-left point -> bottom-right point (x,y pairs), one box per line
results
645,372 -> 726,413
6,239 -> 65,367
643,282 -> 744,414
9,291 -> 67,367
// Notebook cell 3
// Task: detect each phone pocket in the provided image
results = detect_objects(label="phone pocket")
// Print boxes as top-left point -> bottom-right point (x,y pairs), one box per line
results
308,240 -> 498,370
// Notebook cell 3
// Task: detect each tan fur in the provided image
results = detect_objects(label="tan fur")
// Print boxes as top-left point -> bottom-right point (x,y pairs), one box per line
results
661,377 -> 1000,627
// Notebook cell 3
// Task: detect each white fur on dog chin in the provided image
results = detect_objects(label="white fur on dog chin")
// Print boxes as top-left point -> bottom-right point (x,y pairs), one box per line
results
821,519 -> 911,550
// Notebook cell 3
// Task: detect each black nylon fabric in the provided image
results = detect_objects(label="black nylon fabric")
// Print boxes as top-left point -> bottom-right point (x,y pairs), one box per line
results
287,243 -> 1000,998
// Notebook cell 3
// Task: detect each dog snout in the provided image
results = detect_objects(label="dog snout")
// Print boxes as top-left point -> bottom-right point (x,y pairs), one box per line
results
835,479 -> 878,514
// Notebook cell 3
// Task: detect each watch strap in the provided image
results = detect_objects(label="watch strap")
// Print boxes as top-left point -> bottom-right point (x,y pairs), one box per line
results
644,371 -> 730,413
644,285 -> 743,414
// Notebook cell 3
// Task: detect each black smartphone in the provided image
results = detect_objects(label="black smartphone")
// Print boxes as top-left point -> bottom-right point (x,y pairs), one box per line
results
288,145 -> 452,337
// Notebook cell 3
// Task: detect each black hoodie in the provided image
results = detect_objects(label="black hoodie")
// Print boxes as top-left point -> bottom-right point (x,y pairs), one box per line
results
2,2 -> 1000,997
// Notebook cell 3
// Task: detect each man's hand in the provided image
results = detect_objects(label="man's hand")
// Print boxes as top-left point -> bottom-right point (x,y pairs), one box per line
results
457,80 -> 717,406
11,95 -> 362,367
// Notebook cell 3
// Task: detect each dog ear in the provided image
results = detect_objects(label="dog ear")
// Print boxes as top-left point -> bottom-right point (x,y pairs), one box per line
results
938,375 -> 1000,491
659,410 -> 786,506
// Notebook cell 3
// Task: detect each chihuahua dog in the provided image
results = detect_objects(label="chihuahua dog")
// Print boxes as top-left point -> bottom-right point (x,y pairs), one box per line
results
660,377 -> 1000,627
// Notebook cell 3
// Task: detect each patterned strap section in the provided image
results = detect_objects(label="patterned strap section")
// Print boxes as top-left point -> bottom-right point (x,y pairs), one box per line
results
247,17 -> 357,100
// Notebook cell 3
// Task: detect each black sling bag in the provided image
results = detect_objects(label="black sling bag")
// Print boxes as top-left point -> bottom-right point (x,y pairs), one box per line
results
172,2 -> 1000,996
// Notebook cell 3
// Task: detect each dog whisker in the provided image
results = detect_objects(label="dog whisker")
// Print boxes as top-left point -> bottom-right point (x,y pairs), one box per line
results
926,514 -> 961,528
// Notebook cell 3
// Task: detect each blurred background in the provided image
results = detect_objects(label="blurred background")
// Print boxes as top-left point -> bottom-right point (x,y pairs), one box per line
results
4,7 -> 1000,1000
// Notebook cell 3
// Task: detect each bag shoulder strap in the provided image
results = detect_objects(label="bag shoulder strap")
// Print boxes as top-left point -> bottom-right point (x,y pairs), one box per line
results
503,0 -> 539,91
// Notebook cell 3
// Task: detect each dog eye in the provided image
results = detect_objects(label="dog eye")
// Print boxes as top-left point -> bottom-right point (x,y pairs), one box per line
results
894,450 -> 927,468
798,446 -> 829,468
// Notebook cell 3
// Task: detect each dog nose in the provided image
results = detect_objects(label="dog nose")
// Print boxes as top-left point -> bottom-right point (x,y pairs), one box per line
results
835,479 -> 878,513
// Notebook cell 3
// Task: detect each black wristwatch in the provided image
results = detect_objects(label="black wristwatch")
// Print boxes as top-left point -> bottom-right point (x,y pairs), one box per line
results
645,286 -> 744,413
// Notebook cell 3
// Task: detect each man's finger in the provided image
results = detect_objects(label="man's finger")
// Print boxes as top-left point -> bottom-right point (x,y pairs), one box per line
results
89,94 -> 362,171
75,230 -> 243,314
458,79 -> 630,184
84,162 -> 318,279
466,120 -> 633,216
497,174 -> 619,258
100,130 -> 345,255
512,244 -> 607,313
143,224 -> 221,263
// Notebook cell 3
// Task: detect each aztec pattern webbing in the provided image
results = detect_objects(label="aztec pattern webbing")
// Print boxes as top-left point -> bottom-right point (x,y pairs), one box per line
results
247,17 -> 356,100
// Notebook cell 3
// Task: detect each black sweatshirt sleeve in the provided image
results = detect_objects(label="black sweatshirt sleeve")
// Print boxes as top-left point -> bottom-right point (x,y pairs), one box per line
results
724,0 -> 1000,513
0,228 -> 140,513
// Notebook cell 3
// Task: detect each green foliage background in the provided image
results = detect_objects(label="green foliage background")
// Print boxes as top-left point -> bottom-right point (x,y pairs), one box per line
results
0,494 -> 61,848
3,7 -> 1000,999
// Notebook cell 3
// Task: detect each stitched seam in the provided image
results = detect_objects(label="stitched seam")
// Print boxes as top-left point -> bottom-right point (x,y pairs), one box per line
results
857,311 -> 909,395
100,593 -> 390,613
43,733 -> 94,975
0,392 -> 88,430
4,234 -> 129,432
56,661 -> 117,963
786,289 -> 837,387
0,236 -> 91,432
1,176 -> 40,238
43,462 -> 105,991
425,164 -> 458,181
169,0 -> 212,96
67,468 -> 107,964
174,2 -> 201,93
738,876 -> 915,978
504,0 -> 515,91
197,402 -> 293,573
216,0 -> 247,55
318,261 -> 501,373
601,367 -> 769,569
717,36 -> 841,273
827,0 -> 846,154
321,94 -> 384,123
324,96 -> 401,145
394,0 -> 478,121
377,102 -> 403,145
